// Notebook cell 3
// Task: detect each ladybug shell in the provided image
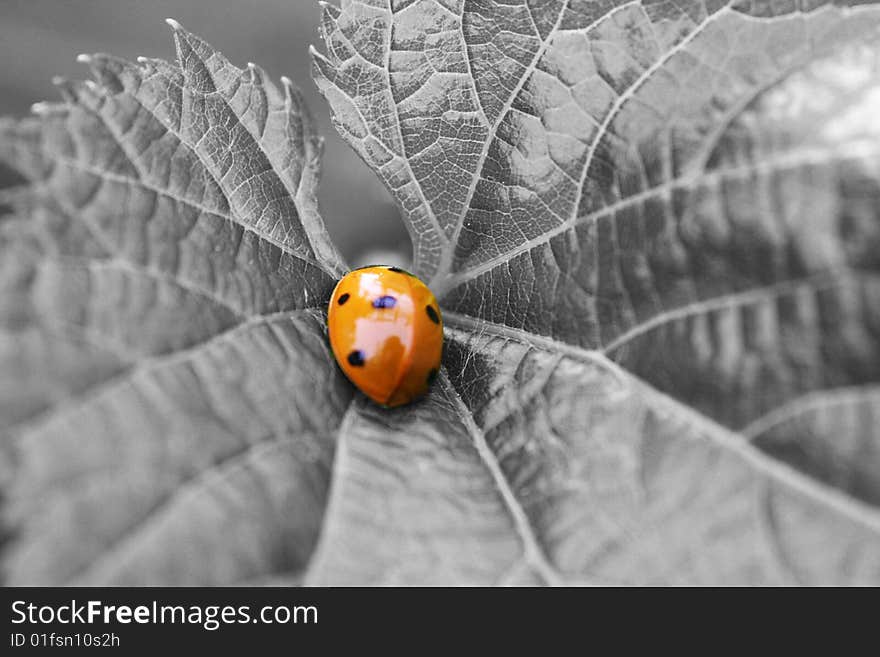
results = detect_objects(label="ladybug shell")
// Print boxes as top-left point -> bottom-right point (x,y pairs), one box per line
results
327,266 -> 443,407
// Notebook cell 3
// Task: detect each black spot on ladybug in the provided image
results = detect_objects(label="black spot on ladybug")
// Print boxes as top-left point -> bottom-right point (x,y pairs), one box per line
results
372,295 -> 397,309
427,368 -> 438,385
337,293 -> 350,305
387,266 -> 415,276
425,305 -> 440,324
347,350 -> 365,367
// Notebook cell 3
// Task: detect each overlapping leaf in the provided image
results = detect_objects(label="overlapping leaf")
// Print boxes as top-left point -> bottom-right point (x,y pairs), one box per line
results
0,22 -> 351,584
311,0 -> 880,583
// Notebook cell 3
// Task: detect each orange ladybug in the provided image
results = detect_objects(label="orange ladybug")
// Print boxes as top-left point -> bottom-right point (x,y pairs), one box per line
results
327,266 -> 443,407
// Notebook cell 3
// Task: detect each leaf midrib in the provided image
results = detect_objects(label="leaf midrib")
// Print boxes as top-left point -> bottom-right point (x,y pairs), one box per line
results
435,0 -> 573,279
80,52 -> 337,279
442,312 -> 880,535
158,29 -> 345,278
427,1 -> 735,292
28,148 -> 335,282
436,120 -> 880,297
8,309 -> 324,442
64,433 -> 300,585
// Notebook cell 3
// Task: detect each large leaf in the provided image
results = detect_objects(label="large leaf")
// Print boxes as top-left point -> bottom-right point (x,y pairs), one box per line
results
3,1 -> 880,586
310,0 -> 880,583
0,21 -> 352,584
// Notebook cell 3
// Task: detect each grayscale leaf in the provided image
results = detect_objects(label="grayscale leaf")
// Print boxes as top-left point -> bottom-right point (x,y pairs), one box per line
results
3,1 -> 879,587
0,22 -> 352,585
311,0 -> 880,584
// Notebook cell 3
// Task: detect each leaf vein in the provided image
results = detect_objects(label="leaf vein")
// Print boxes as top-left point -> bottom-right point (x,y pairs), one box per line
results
444,313 -> 880,533
441,371 -> 564,585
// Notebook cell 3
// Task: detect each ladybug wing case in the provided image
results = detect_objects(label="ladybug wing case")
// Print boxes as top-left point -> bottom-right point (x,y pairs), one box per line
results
385,276 -> 442,407
327,267 -> 442,407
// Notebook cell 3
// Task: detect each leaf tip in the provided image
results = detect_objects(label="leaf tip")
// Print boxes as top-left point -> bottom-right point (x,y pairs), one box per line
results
308,44 -> 327,64
319,0 -> 340,19
280,75 -> 301,106
164,17 -> 183,31
30,102 -> 53,116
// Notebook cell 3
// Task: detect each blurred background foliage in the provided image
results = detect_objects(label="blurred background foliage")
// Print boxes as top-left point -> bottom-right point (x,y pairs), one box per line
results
0,0 -> 410,267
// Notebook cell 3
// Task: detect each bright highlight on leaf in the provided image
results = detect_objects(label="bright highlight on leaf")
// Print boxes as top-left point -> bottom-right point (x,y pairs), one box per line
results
1,1 -> 879,585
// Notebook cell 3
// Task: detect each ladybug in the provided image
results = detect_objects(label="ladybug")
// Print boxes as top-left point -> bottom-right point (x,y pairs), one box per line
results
327,265 -> 443,407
